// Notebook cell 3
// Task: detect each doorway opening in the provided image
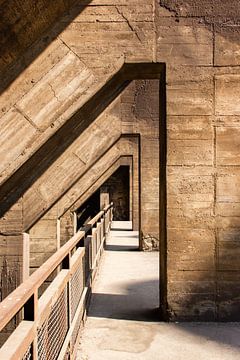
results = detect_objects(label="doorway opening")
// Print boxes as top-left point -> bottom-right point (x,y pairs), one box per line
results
101,165 -> 130,222
76,189 -> 100,230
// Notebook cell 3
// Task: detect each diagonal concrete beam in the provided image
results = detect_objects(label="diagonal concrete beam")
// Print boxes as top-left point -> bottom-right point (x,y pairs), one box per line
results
57,136 -> 138,218
0,63 -> 164,220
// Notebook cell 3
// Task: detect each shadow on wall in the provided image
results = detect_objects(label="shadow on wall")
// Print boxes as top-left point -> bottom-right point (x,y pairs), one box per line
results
105,244 -> 138,251
0,0 -> 92,95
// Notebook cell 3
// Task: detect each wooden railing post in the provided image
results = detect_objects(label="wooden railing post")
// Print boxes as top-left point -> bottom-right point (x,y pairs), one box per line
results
23,290 -> 38,360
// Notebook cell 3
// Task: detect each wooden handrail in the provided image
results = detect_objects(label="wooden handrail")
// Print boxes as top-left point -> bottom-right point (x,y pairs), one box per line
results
87,202 -> 113,226
0,230 -> 84,331
87,211 -> 104,226
0,203 -> 113,332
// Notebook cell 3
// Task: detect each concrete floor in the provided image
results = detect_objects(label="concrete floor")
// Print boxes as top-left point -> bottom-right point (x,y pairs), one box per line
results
77,222 -> 240,360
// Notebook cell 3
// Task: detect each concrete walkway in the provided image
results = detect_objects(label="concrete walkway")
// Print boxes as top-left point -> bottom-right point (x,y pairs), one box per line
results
77,222 -> 240,360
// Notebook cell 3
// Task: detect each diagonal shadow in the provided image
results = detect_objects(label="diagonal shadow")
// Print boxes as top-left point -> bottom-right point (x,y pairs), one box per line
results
105,244 -> 139,251
0,1 -> 93,96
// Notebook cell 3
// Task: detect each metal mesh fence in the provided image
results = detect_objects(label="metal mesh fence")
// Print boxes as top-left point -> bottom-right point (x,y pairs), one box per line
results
22,345 -> 32,360
71,308 -> 82,349
37,286 -> 68,360
84,237 -> 91,284
70,259 -> 84,322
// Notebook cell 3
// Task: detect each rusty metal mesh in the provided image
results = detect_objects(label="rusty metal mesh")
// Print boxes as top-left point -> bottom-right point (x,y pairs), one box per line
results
22,345 -> 32,360
37,286 -> 68,360
70,260 -> 84,322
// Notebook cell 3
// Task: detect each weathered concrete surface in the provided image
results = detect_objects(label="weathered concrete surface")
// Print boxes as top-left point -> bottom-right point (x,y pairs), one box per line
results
78,319 -> 240,360
1,0 -> 240,321
77,222 -> 240,360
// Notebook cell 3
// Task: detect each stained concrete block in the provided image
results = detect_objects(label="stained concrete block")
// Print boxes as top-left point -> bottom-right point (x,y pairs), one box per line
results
30,251 -> 55,268
217,168 -> 240,203
17,52 -> 94,130
218,271 -> 240,320
167,292 -> 216,321
0,0 -> 77,76
216,117 -> 240,165
0,39 -> 69,115
167,67 -> 214,116
215,26 -> 240,66
168,228 -> 215,271
168,116 -> 213,140
168,202 -> 214,229
29,219 -> 57,239
168,139 -> 213,166
218,241 -> 240,271
216,203 -> 240,218
218,228 -> 240,242
30,238 -> 57,253
0,109 -> 37,175
159,0 -> 240,18
0,235 -> 24,257
0,202 -> 23,234
216,74 -> 240,116
157,24 -> 213,66
60,18 -> 154,68
168,166 -> 214,203
40,155 -> 84,197
67,4 -> 153,23
23,187 -> 49,230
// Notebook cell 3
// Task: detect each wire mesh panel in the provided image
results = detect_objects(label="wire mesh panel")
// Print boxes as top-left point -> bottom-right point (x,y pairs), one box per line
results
38,286 -> 68,360
38,317 -> 48,360
22,345 -> 32,360
71,306 -> 83,356
70,258 -> 84,322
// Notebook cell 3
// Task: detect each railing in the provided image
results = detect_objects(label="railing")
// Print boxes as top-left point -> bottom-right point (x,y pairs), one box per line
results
0,203 -> 113,360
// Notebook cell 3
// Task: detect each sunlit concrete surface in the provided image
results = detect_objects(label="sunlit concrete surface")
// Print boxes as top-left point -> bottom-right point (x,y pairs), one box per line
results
77,221 -> 240,360
110,220 -> 133,230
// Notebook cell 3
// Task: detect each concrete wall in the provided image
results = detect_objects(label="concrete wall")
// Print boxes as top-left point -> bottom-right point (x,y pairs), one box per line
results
0,0 -> 240,320
120,80 -> 160,243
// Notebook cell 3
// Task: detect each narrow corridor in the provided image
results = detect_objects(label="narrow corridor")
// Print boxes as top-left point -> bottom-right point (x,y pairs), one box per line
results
77,222 -> 240,360
84,220 -> 159,322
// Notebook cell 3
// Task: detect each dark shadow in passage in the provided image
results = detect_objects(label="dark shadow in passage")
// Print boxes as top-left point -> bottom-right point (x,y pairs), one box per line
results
110,228 -> 133,232
110,233 -> 138,238
88,280 -> 160,322
105,244 -> 139,251
175,322 -> 240,351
